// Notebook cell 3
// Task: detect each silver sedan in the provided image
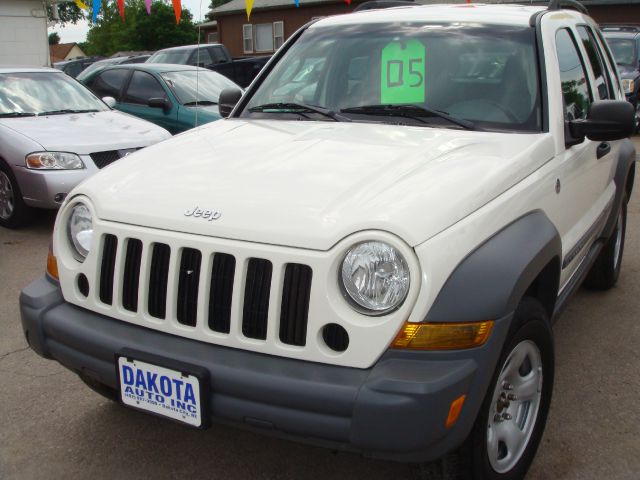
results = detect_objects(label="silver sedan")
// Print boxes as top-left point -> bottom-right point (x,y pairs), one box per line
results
0,67 -> 171,228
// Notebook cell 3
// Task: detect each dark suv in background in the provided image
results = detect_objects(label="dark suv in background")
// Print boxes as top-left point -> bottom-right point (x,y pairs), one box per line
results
602,25 -> 640,129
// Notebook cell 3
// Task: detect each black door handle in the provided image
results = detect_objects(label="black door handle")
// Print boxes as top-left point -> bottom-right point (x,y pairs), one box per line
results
597,142 -> 611,159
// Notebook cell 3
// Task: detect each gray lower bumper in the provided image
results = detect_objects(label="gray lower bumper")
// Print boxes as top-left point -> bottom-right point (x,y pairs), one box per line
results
20,275 -> 510,462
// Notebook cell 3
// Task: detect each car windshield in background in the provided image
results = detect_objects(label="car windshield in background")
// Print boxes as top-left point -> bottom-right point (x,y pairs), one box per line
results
0,72 -> 108,116
148,50 -> 192,64
161,70 -> 239,105
243,23 -> 541,132
606,38 -> 637,65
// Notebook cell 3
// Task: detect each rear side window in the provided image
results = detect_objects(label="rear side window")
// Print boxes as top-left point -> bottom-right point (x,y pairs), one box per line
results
123,71 -> 167,105
555,28 -> 592,120
577,26 -> 613,100
91,69 -> 130,99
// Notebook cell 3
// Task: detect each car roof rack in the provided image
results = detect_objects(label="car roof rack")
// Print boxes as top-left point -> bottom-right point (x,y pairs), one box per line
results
353,0 -> 415,12
548,0 -> 588,15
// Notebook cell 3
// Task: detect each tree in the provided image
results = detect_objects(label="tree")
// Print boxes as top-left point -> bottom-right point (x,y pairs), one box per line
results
84,0 -> 198,56
205,0 -> 232,21
47,2 -> 85,25
48,32 -> 61,45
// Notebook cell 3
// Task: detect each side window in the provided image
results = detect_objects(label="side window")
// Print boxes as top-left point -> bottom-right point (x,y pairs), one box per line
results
191,48 -> 213,67
555,28 -> 592,120
91,69 -> 130,99
123,71 -> 167,105
577,26 -> 612,99
210,47 -> 226,64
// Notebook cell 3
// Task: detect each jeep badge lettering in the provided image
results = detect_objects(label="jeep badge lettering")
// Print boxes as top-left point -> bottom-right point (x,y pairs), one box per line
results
184,206 -> 222,221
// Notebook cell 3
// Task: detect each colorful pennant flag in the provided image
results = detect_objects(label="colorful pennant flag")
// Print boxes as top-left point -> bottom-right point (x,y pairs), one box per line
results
172,0 -> 182,23
92,0 -> 100,22
145,0 -> 152,14
73,0 -> 89,10
295,0 -> 299,7
245,0 -> 254,20
117,0 -> 125,21
344,0 -> 352,4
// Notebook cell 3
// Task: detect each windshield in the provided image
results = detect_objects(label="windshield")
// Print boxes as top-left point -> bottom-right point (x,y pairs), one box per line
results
148,49 -> 192,64
606,38 -> 637,66
161,70 -> 240,105
243,23 -> 541,132
0,72 -> 109,115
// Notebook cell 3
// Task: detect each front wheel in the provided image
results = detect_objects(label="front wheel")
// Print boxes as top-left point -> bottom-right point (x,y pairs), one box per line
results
0,162 -> 34,228
422,298 -> 554,480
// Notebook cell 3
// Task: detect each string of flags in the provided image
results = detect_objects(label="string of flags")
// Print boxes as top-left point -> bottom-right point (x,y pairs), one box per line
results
75,0 -> 355,25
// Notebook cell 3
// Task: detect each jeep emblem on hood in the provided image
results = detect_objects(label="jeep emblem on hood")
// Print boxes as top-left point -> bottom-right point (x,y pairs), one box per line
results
184,206 -> 222,221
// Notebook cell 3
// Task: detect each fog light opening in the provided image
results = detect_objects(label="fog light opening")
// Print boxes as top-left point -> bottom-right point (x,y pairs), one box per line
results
77,273 -> 89,297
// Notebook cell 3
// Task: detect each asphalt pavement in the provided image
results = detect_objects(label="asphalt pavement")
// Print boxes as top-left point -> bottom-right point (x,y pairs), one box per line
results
1,138 -> 639,479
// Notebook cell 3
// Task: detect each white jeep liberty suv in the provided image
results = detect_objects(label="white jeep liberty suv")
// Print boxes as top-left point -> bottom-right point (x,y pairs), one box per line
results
20,1 -> 636,479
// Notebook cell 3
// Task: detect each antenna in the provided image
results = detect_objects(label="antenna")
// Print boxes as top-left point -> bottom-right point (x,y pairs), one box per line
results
195,0 -> 204,129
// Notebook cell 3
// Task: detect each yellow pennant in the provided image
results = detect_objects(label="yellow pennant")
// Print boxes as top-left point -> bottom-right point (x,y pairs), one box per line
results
74,0 -> 89,9
245,0 -> 253,20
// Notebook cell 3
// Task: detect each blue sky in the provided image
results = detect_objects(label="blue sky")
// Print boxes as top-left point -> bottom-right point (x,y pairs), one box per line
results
53,0 -> 210,43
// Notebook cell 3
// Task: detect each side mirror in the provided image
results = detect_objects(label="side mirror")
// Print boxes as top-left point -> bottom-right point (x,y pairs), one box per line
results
148,97 -> 171,112
218,88 -> 243,118
569,100 -> 635,142
102,96 -> 116,108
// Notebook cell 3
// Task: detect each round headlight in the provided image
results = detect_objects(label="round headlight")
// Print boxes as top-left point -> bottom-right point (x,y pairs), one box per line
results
340,241 -> 410,315
67,203 -> 93,260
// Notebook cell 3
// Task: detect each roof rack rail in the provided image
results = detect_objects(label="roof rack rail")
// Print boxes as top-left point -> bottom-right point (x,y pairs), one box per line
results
548,0 -> 588,15
353,0 -> 415,12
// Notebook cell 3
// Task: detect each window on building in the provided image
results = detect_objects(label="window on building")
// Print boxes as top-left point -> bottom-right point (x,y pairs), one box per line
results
255,23 -> 274,52
207,32 -> 219,43
243,24 -> 253,54
274,21 -> 284,50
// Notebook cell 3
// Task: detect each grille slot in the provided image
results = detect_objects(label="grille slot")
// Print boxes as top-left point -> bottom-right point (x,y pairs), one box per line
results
242,258 -> 273,340
177,248 -> 202,327
90,150 -> 121,169
99,234 -> 118,305
208,253 -> 236,333
148,243 -> 170,319
122,239 -> 143,312
279,264 -> 312,346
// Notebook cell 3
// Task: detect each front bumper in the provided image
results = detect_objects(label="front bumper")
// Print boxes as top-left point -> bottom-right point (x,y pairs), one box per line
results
20,275 -> 510,462
13,162 -> 95,209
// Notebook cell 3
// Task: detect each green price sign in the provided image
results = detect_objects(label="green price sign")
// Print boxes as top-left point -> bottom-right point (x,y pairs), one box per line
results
380,39 -> 426,104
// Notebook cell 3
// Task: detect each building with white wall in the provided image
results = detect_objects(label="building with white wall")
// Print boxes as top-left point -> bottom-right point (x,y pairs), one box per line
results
0,0 -> 50,67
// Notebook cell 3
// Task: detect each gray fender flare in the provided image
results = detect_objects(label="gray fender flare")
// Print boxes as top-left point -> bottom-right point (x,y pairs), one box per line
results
601,138 -> 635,240
425,210 -> 561,323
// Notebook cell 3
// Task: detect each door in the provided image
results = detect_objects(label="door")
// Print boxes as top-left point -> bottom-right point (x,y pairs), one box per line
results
119,70 -> 177,132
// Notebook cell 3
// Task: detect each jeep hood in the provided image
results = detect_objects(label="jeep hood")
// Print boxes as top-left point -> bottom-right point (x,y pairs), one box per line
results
72,119 -> 554,250
0,111 -> 169,154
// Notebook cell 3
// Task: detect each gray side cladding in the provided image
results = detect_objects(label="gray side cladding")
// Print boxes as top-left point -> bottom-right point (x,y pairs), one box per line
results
601,138 -> 636,239
426,210 -> 561,323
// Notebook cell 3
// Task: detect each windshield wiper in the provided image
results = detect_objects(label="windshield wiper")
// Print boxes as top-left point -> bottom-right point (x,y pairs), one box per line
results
183,100 -> 218,106
0,112 -> 36,118
249,102 -> 351,122
340,104 -> 477,130
38,109 -> 100,116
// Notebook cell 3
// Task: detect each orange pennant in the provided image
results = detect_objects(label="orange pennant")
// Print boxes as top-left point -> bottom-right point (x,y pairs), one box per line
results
172,0 -> 182,24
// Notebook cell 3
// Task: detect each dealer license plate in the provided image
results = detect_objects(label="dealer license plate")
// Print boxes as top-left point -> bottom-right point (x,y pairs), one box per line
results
117,357 -> 202,427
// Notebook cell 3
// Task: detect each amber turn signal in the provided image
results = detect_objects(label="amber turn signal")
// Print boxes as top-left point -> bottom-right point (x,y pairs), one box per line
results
445,394 -> 466,429
46,245 -> 59,280
391,320 -> 493,350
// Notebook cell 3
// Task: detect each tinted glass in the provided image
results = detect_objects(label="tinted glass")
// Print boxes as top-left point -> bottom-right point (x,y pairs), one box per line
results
555,29 -> 592,120
606,38 -> 637,65
92,69 -> 130,99
577,26 -> 611,99
243,23 -> 541,132
123,71 -> 167,105
0,72 -> 109,115
190,48 -> 213,66
161,70 -> 239,104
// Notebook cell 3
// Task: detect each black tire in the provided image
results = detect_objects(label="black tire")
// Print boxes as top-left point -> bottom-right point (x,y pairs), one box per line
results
79,375 -> 119,402
420,298 -> 554,480
0,160 -> 35,228
583,194 -> 627,290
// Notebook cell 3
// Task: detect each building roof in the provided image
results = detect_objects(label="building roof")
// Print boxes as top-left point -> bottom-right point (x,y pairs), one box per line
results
211,0 -> 347,15
49,43 -> 78,61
